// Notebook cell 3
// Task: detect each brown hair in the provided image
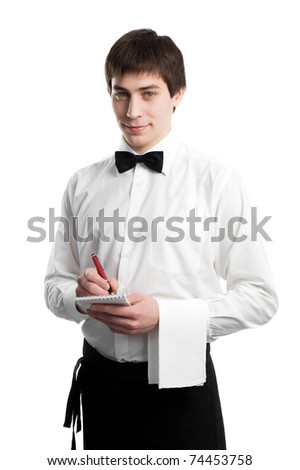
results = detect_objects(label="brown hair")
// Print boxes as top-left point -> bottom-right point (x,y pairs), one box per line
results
105,29 -> 186,97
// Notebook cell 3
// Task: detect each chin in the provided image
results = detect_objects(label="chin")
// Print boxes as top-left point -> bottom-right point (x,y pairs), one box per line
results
126,137 -> 150,152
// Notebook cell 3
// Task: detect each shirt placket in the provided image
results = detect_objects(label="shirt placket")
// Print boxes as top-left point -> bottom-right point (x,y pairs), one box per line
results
114,164 -> 146,361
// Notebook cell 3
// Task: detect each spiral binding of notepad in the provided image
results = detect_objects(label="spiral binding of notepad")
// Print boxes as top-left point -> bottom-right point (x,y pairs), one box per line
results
75,293 -> 130,312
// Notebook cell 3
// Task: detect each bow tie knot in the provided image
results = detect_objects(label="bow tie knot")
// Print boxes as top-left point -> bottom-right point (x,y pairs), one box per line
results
115,151 -> 163,173
133,155 -> 144,163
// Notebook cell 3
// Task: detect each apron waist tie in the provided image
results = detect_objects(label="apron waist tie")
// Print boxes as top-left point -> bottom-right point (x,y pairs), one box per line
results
63,356 -> 85,450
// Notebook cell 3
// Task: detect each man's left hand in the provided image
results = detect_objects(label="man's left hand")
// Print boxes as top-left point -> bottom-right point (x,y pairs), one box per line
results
86,293 -> 159,335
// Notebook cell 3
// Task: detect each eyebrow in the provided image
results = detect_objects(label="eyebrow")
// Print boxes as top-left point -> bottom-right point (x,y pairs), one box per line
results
112,84 -> 161,92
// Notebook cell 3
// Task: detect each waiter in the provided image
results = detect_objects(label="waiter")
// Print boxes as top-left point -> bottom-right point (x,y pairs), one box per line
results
45,28 -> 278,450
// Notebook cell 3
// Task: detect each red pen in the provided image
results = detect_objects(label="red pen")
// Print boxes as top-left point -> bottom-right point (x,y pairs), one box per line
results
91,254 -> 113,294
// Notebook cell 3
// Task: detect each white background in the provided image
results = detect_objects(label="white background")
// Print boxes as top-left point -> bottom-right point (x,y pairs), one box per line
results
1,0 -> 299,468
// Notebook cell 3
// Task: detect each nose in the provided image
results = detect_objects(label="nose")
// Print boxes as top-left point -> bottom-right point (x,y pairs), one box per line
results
126,96 -> 142,119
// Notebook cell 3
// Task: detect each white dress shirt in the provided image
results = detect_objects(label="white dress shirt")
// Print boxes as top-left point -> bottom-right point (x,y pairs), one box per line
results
44,131 -> 278,388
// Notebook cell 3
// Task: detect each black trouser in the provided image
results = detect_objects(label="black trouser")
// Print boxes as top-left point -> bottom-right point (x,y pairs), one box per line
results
64,340 -> 226,450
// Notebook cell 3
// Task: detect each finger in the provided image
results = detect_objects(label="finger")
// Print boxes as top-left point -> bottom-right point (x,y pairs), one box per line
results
108,278 -> 119,293
88,311 -> 131,325
78,277 -> 109,296
89,303 -> 132,316
109,325 -> 138,335
84,268 -> 112,291
78,273 -> 110,296
87,312 -> 138,334
86,311 -> 122,327
76,284 -> 92,297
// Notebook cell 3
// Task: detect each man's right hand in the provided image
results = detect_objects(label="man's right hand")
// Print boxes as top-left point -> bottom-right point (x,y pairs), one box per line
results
76,268 -> 119,297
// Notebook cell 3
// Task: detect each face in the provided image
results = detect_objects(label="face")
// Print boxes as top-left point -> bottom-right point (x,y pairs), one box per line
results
111,72 -> 184,154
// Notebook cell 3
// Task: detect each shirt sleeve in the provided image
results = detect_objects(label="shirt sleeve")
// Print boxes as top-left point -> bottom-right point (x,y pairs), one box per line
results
148,170 -> 278,388
44,174 -> 88,324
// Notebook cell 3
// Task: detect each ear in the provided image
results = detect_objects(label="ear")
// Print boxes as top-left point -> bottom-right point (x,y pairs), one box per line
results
172,87 -> 185,109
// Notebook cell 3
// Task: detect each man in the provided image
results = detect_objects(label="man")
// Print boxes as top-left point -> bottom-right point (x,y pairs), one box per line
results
45,29 -> 278,450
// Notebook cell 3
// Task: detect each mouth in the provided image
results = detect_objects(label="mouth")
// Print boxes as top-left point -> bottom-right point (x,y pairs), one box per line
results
123,124 -> 149,133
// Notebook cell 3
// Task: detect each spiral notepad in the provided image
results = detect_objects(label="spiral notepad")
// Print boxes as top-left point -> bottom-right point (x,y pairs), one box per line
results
75,293 -> 130,312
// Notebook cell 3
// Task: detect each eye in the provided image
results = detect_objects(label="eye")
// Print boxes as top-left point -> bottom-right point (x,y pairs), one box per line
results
144,91 -> 155,98
114,91 -> 128,100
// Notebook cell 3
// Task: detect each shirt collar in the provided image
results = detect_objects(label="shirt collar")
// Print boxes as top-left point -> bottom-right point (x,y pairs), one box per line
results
117,130 -> 179,176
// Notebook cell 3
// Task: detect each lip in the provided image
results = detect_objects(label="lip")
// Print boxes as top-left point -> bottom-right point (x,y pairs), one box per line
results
123,124 -> 149,133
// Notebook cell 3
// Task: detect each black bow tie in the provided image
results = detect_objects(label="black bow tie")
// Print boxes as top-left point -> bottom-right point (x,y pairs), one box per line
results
115,151 -> 163,173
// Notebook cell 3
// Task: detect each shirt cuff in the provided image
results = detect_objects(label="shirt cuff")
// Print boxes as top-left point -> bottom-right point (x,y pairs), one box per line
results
148,298 -> 209,389
63,282 -> 89,323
